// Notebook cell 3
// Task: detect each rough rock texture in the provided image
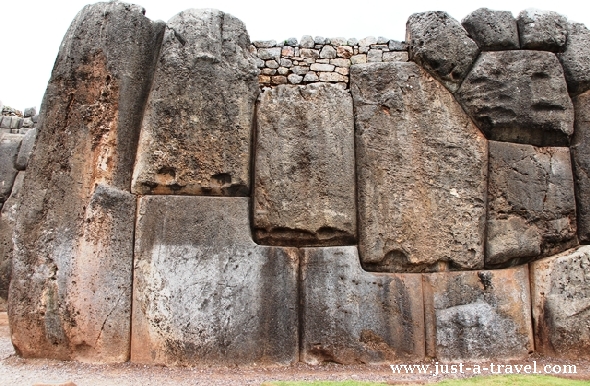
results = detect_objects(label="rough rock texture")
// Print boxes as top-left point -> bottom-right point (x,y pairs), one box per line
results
253,84 -> 356,247
423,266 -> 534,361
15,127 -> 36,171
300,246 -> 424,364
131,9 -> 259,196
461,8 -> 519,51
486,141 -> 577,268
0,134 -> 22,208
131,196 -> 299,366
517,9 -> 567,52
8,2 -> 164,362
531,246 -> 590,359
572,90 -> 590,241
406,11 -> 479,92
351,62 -> 487,272
0,172 -> 24,310
457,51 -> 574,147
558,22 -> 590,95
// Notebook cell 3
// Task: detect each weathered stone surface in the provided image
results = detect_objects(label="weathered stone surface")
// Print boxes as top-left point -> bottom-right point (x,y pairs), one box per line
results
382,52 -> 408,62
300,35 -> 314,48
254,84 -> 356,247
558,22 -> 590,95
457,51 -> 574,147
406,11 -> 479,92
423,266 -> 534,361
131,196 -> 298,365
15,127 -> 36,171
132,9 -> 258,196
0,134 -> 22,207
0,172 -> 24,310
531,246 -> 590,359
461,8 -> 519,50
572,90 -> 590,241
9,2 -> 164,362
301,246 -> 424,364
351,62 -> 487,272
23,107 -> 36,118
486,141 -> 577,267
517,9 -> 567,52
319,45 -> 336,59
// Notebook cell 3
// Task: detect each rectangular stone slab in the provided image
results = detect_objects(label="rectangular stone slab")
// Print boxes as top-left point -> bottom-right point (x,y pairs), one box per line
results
131,196 -> 299,366
351,61 -> 487,272
131,9 -> 259,196
486,141 -> 577,268
300,246 -> 425,364
253,83 -> 356,247
531,246 -> 590,359
423,266 -> 533,361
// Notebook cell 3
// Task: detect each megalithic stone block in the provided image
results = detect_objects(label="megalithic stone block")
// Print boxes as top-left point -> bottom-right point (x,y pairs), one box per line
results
300,246 -> 425,364
0,172 -> 24,310
253,83 -> 356,246
406,11 -> 479,93
131,196 -> 299,366
531,246 -> 590,359
456,51 -> 574,147
0,133 -> 22,207
423,266 -> 534,361
486,141 -> 577,268
571,90 -> 590,241
351,61 -> 487,273
131,9 -> 259,196
8,2 -> 165,362
558,22 -> 590,95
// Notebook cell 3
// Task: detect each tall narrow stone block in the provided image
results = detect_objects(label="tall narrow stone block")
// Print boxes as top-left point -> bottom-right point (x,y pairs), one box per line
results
486,141 -> 577,267
132,9 -> 259,196
254,84 -> 356,246
131,196 -> 299,366
9,2 -> 164,362
571,90 -> 590,241
423,266 -> 534,361
531,246 -> 590,359
351,62 -> 487,272
301,246 -> 424,364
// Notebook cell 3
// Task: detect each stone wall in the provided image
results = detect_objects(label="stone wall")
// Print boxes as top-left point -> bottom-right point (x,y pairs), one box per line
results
4,2 -> 590,365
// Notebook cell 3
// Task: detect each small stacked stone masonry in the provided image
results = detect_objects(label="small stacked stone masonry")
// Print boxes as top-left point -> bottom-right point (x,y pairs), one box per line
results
251,36 -> 408,88
5,2 -> 590,366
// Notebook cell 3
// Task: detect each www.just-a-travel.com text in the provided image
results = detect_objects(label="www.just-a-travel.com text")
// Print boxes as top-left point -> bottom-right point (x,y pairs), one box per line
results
390,361 -> 577,376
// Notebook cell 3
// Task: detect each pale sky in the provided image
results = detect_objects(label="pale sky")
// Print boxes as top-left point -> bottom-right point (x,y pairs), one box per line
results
2,0 -> 590,112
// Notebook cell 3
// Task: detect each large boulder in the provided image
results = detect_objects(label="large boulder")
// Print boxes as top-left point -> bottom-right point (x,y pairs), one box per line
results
131,196 -> 299,365
8,2 -> 164,362
461,8 -> 519,51
517,9 -> 567,52
350,62 -> 487,272
131,9 -> 259,196
300,246 -> 424,364
531,246 -> 590,359
406,11 -> 479,93
456,51 -> 574,147
0,133 -> 22,208
15,127 -> 36,171
423,266 -> 534,361
253,84 -> 356,246
486,141 -> 577,267
558,22 -> 590,95
571,90 -> 590,241
0,172 -> 24,310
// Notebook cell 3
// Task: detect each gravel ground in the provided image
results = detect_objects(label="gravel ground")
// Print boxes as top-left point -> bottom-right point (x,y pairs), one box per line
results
0,313 -> 588,386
